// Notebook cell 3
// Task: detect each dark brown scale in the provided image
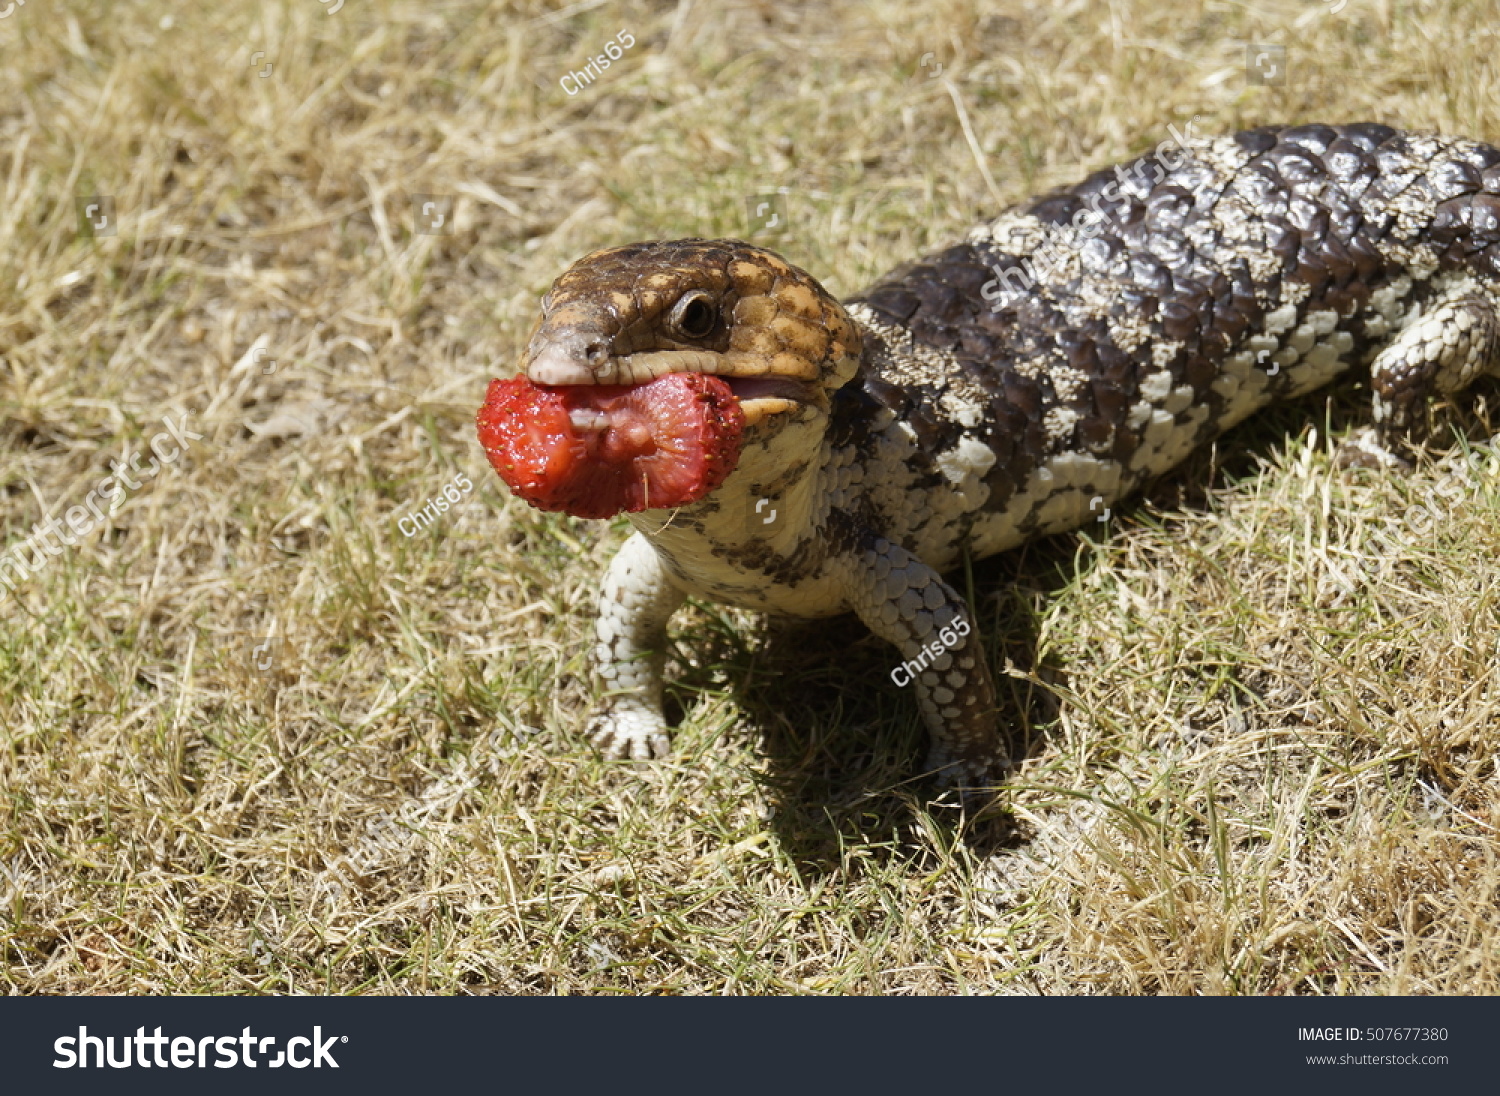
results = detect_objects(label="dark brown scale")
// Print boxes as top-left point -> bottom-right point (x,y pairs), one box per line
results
1281,123 -> 1341,153
1320,233 -> 1357,286
1348,233 -> 1384,281
863,285 -> 921,324
1267,146 -> 1325,189
904,405 -> 949,452
1234,127 -> 1280,154
1026,193 -> 1085,225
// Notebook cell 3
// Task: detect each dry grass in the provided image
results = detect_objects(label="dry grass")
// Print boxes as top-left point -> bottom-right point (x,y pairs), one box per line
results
2,0 -> 1498,995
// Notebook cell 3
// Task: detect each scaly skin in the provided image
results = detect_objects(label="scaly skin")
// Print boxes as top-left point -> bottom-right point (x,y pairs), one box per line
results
509,123 -> 1500,792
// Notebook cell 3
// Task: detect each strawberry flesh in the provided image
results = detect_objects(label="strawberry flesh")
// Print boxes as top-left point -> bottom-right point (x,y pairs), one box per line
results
476,372 -> 745,519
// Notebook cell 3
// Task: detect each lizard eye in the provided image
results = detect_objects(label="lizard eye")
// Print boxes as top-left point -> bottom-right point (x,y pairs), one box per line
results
668,291 -> 718,340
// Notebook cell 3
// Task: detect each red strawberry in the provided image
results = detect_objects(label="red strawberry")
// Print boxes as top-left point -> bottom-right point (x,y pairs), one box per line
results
476,372 -> 744,519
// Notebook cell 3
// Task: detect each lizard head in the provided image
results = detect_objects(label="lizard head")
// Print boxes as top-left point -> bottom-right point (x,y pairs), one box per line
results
523,238 -> 862,421
478,238 -> 862,518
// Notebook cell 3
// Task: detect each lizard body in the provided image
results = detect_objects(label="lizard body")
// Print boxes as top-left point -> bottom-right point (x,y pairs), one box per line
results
502,123 -> 1500,787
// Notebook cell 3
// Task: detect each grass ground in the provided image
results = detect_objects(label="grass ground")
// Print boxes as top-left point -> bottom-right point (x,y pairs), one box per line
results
2,0 -> 1498,994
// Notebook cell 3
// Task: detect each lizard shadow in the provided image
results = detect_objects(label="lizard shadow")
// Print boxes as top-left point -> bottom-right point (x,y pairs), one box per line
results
664,378 -> 1499,873
662,540 -> 1076,869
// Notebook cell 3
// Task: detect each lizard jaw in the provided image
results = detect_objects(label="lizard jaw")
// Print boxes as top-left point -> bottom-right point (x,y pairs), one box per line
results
721,375 -> 813,427
524,346 -> 819,426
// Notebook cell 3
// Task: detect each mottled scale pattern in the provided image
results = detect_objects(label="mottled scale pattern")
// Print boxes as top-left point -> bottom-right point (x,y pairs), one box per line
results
841,123 -> 1500,571
510,124 -> 1500,791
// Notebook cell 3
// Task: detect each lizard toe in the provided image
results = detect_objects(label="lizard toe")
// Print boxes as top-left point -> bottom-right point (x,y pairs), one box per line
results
1336,427 -> 1413,472
588,704 -> 673,761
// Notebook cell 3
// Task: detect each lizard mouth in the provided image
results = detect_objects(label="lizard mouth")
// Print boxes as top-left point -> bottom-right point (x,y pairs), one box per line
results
720,374 -> 816,425
477,345 -> 821,519
524,347 -> 819,426
476,369 -> 747,519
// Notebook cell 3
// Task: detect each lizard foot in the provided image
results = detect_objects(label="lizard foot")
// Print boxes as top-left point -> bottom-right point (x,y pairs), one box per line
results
923,743 -> 1012,797
586,702 -> 672,760
1336,427 -> 1412,472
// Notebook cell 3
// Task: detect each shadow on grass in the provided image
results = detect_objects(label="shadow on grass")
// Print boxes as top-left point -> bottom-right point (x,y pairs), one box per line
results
655,376 -> 1500,873
660,540 -> 1079,871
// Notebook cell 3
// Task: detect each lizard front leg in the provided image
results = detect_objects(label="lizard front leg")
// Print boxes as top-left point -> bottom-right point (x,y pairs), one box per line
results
829,527 -> 1009,790
587,530 -> 687,760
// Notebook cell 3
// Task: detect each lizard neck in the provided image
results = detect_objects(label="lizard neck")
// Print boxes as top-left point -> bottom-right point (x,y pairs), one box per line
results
623,353 -> 863,614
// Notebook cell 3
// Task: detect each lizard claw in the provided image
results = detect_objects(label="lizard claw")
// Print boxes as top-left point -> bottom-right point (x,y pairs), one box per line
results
1336,427 -> 1412,472
587,703 -> 673,760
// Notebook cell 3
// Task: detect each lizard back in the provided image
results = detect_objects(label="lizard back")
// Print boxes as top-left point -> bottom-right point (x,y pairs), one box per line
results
834,123 -> 1500,571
